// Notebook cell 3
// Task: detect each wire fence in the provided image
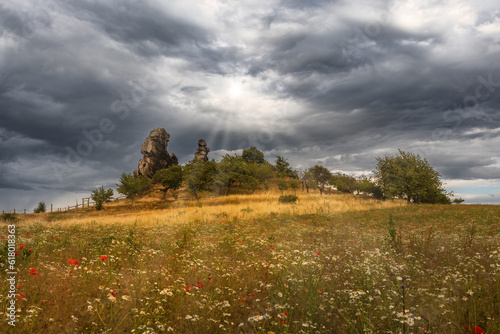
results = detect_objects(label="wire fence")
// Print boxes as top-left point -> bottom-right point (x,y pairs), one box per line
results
1,196 -> 127,215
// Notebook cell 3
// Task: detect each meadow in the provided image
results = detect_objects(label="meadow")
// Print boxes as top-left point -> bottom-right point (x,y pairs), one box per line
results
1,191 -> 499,333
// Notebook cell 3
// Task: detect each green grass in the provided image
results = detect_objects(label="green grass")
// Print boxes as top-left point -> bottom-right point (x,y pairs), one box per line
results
1,204 -> 499,333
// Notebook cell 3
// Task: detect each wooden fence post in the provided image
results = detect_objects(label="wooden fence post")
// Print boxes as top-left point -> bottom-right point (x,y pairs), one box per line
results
24,209 -> 26,214
13,209 -> 15,214
51,204 -> 53,212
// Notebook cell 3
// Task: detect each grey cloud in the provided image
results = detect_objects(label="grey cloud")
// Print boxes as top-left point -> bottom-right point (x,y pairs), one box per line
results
1,0 -> 500,210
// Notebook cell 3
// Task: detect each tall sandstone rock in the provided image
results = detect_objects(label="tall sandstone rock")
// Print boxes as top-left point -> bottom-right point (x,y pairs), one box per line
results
194,139 -> 210,162
134,128 -> 178,178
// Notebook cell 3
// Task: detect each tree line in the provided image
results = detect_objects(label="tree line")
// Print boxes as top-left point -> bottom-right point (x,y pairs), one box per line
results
90,148 -> 459,210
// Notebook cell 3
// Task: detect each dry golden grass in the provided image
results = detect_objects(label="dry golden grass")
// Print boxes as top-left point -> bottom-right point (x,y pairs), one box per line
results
20,190 -> 406,228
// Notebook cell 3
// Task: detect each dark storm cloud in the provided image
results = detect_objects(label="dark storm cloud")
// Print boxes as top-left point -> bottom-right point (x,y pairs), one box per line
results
1,0 -> 499,210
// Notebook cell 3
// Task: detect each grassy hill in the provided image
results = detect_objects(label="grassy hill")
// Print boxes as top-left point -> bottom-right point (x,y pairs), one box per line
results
1,191 -> 499,333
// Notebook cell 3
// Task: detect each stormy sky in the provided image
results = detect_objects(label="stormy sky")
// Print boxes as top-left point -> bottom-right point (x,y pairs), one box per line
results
1,0 -> 500,211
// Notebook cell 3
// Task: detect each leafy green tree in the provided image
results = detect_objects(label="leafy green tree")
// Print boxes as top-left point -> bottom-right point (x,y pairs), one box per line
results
357,176 -> 383,199
34,202 -> 46,213
330,172 -> 358,194
275,156 -> 297,178
183,159 -> 217,200
116,173 -> 152,205
307,165 -> 332,195
277,179 -> 289,195
245,161 -> 275,188
289,178 -> 300,195
300,170 -> 317,193
374,149 -> 450,204
216,155 -> 254,195
215,155 -> 274,195
242,146 -> 265,164
154,165 -> 183,199
90,186 -> 114,210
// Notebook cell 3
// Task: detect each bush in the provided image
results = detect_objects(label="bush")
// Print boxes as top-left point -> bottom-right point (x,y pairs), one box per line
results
1,213 -> 19,222
277,179 -> 289,195
116,173 -> 152,205
34,201 -> 46,213
279,194 -> 298,204
91,186 -> 114,210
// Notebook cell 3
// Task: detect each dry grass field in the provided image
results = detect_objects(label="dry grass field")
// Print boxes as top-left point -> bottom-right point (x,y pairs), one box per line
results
21,191 -> 405,228
1,191 -> 499,333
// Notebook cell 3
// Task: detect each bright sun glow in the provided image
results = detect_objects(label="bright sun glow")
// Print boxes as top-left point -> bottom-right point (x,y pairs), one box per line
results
228,83 -> 243,99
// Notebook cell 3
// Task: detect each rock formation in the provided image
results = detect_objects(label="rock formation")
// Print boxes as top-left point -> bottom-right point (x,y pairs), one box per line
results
134,128 -> 178,178
194,139 -> 210,162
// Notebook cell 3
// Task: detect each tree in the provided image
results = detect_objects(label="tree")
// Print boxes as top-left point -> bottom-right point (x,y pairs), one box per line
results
215,155 -> 274,195
154,165 -> 183,199
275,156 -> 298,178
357,176 -> 383,199
277,179 -> 289,195
374,149 -> 450,204
300,170 -> 317,193
90,186 -> 114,210
330,172 -> 357,194
183,159 -> 217,200
242,146 -> 265,164
34,202 -> 46,213
307,165 -> 332,195
116,173 -> 152,205
289,178 -> 300,195
215,155 -> 255,195
245,161 -> 275,187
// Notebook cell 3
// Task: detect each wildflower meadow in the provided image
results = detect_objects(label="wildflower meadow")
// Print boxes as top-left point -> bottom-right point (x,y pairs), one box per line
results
1,193 -> 499,333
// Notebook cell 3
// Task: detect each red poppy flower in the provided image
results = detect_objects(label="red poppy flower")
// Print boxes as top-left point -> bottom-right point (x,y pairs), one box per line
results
14,251 -> 19,256
185,285 -> 191,292
29,268 -> 38,276
100,255 -> 108,261
19,244 -> 25,250
466,326 -> 484,334
67,258 -> 79,265
17,294 -> 26,300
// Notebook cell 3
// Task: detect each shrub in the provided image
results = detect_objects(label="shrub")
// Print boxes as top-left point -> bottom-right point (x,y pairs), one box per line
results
34,201 -> 46,213
91,186 -> 114,210
1,213 -> 19,222
277,179 -> 289,195
279,194 -> 298,204
116,173 -> 152,205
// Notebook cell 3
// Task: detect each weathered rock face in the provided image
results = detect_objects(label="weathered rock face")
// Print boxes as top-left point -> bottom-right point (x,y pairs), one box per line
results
134,128 -> 178,178
194,139 -> 210,162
